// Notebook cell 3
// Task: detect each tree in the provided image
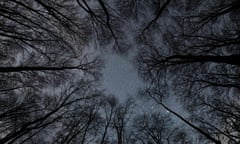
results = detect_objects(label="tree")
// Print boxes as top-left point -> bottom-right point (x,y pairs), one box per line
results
136,0 -> 240,143
0,79 -> 103,144
99,95 -> 117,144
0,0 -> 104,143
131,111 -> 193,144
3,0 -> 240,143
112,98 -> 135,144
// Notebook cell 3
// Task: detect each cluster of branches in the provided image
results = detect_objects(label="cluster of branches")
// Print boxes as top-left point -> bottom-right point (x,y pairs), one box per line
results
135,0 -> 240,143
0,0 -> 105,143
2,0 -> 240,143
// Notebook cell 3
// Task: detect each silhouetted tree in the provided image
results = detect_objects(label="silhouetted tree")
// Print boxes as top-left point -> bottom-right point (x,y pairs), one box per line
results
131,112 -> 193,144
137,0 -> 240,143
112,98 -> 135,144
3,0 -> 240,144
99,96 -> 117,144
0,0 -> 104,143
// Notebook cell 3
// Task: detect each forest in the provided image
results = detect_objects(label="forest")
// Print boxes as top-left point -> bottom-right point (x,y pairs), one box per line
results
0,0 -> 239,144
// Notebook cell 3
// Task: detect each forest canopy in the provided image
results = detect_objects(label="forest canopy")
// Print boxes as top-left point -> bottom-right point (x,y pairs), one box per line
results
0,0 -> 239,144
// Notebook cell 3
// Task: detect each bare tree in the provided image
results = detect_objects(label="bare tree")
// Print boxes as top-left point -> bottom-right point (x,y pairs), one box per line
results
131,111 -> 193,144
136,0 -> 240,144
99,95 -> 117,144
0,79 -> 103,144
112,98 -> 135,144
0,1 -> 105,143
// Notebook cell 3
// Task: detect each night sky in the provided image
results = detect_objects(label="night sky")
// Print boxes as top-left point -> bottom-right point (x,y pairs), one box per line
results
102,53 -> 143,101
